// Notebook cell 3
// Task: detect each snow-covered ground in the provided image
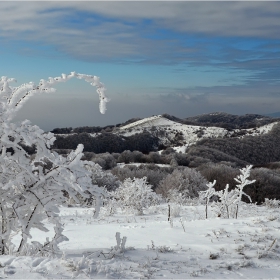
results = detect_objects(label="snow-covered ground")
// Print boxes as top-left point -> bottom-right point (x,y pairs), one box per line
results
1,202 -> 279,279
117,162 -> 171,168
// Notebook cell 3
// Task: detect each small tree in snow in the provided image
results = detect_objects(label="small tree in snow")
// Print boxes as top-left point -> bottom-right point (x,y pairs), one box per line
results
199,180 -> 216,219
234,165 -> 255,219
112,177 -> 161,215
0,72 -> 109,255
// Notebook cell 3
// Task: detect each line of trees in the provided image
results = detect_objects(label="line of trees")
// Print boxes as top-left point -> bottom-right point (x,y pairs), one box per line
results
52,131 -> 160,154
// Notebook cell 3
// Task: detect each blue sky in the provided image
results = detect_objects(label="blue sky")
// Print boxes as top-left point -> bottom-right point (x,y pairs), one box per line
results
1,1 -> 280,131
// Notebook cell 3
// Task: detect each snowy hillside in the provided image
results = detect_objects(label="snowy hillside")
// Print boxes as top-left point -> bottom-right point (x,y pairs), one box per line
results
120,115 -> 165,130
117,115 -> 278,148
118,115 -> 228,146
237,121 -> 279,138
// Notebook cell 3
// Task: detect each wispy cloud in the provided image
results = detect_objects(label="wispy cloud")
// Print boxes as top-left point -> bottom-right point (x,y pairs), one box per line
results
1,2 -> 280,63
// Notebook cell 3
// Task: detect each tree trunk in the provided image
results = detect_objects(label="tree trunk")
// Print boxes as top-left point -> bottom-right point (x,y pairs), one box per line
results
17,204 -> 39,253
0,201 -> 6,255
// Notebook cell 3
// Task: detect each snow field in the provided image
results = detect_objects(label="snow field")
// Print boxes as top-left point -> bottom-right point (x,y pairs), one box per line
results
1,202 -> 280,279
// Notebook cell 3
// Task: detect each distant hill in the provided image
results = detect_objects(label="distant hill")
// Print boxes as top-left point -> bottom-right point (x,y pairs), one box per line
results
50,111 -> 280,165
192,121 -> 280,165
183,112 -> 279,129
50,112 -> 279,134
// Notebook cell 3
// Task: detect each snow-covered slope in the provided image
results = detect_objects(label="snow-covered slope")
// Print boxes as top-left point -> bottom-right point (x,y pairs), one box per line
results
118,115 -> 278,148
237,121 -> 279,138
120,115 -> 165,130
118,115 -> 229,147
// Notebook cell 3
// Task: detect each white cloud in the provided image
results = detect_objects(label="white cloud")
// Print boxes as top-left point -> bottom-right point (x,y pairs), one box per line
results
1,2 -> 280,38
55,1 -> 280,38
0,2 -> 279,64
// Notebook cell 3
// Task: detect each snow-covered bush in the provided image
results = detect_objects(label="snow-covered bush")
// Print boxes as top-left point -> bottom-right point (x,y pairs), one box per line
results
0,72 -> 109,255
112,164 -> 169,190
263,198 -> 280,208
111,177 -> 161,215
198,163 -> 239,192
86,163 -> 119,196
167,188 -> 185,205
212,184 -> 239,218
157,168 -> 207,201
91,152 -> 117,170
169,203 -> 182,218
249,168 -> 280,204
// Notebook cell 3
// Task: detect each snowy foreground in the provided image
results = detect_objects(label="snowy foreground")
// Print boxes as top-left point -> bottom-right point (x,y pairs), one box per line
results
1,203 -> 280,279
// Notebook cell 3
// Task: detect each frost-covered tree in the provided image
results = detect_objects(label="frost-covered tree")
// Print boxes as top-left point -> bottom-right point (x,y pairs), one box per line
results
0,72 -> 109,255
234,165 -> 255,219
199,180 -> 216,219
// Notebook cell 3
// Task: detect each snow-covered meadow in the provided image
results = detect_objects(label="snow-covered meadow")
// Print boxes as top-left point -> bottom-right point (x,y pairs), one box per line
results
0,201 -> 279,279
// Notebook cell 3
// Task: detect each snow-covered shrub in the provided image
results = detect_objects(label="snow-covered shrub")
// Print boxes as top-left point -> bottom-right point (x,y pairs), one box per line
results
167,188 -> 185,205
112,164 -> 169,190
169,203 -> 182,218
95,171 -> 120,192
212,184 -> 239,218
198,163 -> 239,192
87,163 -> 120,192
148,240 -> 173,253
91,152 -> 117,170
157,168 -> 207,201
111,177 -> 161,215
263,198 -> 280,208
248,168 -> 280,204
102,196 -> 119,216
0,72 -> 109,255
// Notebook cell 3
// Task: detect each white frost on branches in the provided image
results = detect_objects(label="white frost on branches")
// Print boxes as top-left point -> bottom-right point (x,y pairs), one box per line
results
0,72 -> 109,256
199,165 -> 255,219
0,72 -> 109,119
199,180 -> 216,219
112,177 -> 161,215
214,184 -> 238,218
234,165 -> 255,218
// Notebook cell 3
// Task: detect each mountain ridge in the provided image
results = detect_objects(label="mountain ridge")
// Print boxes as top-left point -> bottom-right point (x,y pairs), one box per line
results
50,112 -> 280,134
